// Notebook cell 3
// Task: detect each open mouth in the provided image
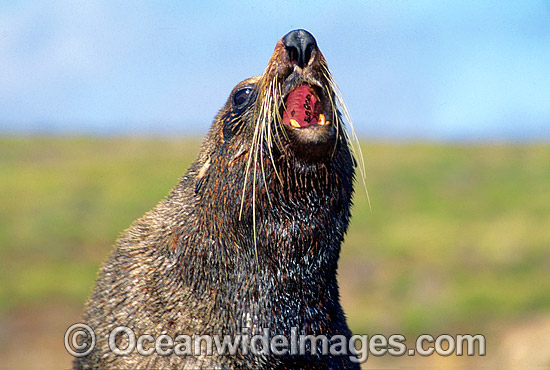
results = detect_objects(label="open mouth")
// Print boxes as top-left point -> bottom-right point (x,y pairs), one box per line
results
281,84 -> 330,129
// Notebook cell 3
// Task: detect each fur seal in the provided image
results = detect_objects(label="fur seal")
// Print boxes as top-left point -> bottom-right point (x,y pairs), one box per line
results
74,29 -> 361,369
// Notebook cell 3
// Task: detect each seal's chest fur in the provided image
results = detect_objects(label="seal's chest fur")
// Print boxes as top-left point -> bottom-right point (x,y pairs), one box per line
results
75,29 -> 360,369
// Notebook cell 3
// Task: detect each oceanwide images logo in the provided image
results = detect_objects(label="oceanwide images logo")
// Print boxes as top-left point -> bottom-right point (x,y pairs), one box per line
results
65,323 -> 486,363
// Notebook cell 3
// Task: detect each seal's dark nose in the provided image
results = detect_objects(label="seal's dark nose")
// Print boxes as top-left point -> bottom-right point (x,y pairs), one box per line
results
282,29 -> 317,69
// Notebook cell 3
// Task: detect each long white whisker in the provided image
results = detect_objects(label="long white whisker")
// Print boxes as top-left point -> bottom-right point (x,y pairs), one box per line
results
323,65 -> 371,210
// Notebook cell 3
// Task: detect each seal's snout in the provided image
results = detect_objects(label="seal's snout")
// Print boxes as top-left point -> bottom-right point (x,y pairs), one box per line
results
282,29 -> 317,68
270,29 -> 337,155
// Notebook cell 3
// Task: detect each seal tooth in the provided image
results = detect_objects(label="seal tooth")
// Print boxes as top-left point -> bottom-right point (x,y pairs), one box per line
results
318,114 -> 326,125
290,119 -> 301,128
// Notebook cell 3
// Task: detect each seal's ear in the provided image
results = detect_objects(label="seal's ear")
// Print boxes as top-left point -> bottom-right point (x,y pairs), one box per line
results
195,156 -> 211,194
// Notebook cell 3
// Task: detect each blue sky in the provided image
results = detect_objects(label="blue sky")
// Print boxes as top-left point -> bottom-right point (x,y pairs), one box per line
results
1,1 -> 549,140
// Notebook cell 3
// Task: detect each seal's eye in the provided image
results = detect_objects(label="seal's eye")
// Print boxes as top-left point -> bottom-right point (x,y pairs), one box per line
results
232,87 -> 252,108
224,84 -> 255,143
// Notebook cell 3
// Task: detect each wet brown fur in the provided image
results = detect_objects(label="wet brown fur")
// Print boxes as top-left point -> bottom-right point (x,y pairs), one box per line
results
75,30 -> 361,369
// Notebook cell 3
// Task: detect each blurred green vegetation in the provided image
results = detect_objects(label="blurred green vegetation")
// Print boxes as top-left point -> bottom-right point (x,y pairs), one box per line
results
1,137 -> 549,336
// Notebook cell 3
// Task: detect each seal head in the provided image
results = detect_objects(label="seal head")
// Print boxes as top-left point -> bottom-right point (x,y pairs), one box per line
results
214,29 -> 347,164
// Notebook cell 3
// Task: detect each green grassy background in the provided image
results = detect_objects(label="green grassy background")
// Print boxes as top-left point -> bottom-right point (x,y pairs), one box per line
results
1,137 -> 549,367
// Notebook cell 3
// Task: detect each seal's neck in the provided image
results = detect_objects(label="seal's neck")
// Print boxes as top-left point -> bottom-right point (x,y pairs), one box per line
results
175,147 -> 354,332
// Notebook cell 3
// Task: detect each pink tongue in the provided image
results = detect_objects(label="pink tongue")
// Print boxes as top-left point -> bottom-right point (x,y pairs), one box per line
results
282,85 -> 319,127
